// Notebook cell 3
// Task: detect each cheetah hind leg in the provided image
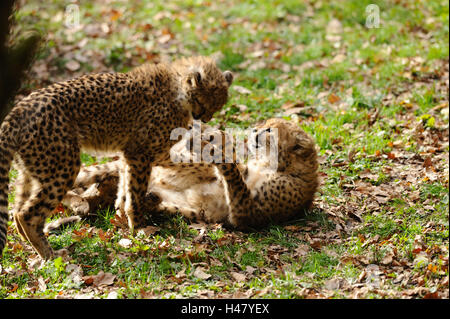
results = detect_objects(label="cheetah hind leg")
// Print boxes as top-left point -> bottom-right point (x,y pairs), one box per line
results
14,180 -> 72,260
14,143 -> 80,260
12,166 -> 34,242
44,216 -> 82,235
52,176 -> 120,234
64,175 -> 119,217
12,167 -> 79,246
63,190 -> 91,216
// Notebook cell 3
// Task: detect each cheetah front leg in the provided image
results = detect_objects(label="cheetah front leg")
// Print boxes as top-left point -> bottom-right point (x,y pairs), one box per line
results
158,201 -> 205,222
114,164 -> 127,218
214,163 -> 260,229
191,131 -> 261,229
121,152 -> 154,232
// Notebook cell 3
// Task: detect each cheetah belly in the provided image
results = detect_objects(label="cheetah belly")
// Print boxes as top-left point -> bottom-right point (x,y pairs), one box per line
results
245,160 -> 274,197
197,182 -> 229,223
150,177 -> 228,223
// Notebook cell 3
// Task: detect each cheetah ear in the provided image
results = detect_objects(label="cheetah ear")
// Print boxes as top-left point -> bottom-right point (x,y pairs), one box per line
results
223,70 -> 233,85
187,71 -> 202,87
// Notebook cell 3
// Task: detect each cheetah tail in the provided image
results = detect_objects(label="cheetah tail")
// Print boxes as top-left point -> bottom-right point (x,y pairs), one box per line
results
0,135 -> 15,258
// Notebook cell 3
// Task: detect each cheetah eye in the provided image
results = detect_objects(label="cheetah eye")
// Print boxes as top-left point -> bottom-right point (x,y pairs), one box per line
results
292,144 -> 302,151
195,72 -> 202,85
254,135 -> 260,148
187,71 -> 202,87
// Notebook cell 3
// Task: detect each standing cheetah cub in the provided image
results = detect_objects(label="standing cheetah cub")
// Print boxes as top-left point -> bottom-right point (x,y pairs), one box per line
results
64,118 -> 319,229
0,56 -> 233,260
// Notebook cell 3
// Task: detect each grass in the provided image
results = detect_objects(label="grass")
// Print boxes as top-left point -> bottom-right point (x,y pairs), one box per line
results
1,0 -> 448,299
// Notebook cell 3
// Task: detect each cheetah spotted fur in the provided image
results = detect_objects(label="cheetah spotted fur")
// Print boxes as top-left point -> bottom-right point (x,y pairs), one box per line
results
63,118 -> 319,230
0,56 -> 233,260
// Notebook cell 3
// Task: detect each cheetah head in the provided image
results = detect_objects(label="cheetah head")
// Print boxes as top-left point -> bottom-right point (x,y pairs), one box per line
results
175,56 -> 233,122
253,118 -> 318,173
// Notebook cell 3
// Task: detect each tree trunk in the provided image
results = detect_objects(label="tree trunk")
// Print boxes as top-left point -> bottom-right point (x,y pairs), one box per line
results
0,0 -> 41,123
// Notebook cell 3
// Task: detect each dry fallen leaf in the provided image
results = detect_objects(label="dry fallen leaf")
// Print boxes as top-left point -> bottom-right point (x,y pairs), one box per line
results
331,54 -> 346,64
109,9 -> 122,21
38,276 -> 47,292
284,225 -> 301,232
324,278 -> 341,290
158,34 -> 172,44
65,60 -> 80,72
138,226 -> 160,237
9,283 -> 18,293
281,101 -> 305,110
381,252 -> 394,265
110,213 -> 129,229
423,156 -> 433,168
283,106 -> 313,116
423,291 -> 441,299
231,272 -> 246,282
193,267 -> 211,280
233,85 -> 252,95
82,276 -> 94,286
294,244 -> 310,257
328,93 -> 341,104
413,253 -> 429,268
66,264 -> 84,285
309,239 -> 323,251
83,271 -> 116,287
72,228 -> 89,241
326,18 -> 343,35
245,266 -> 256,275
118,238 -> 133,248
106,291 -> 119,299
236,104 -> 248,112
98,229 -> 113,242
360,170 -> 379,180
387,152 -> 396,160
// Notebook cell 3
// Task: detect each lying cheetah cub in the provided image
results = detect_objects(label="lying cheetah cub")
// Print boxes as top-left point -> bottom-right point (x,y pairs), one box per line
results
63,118 -> 319,229
0,56 -> 233,259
